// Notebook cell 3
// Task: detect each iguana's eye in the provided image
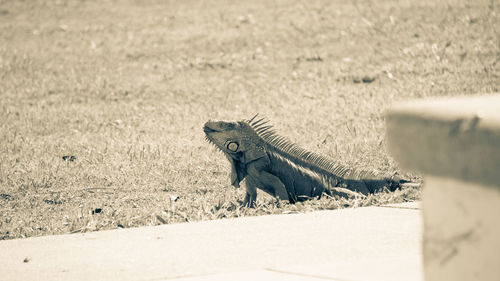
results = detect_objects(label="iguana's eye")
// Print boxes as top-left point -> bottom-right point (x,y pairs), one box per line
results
225,141 -> 239,152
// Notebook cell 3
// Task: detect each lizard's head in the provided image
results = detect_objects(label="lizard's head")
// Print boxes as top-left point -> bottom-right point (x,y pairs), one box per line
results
203,115 -> 270,188
203,120 -> 248,159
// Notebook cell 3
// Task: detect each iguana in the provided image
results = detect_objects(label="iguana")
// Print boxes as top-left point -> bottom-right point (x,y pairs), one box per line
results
203,115 -> 408,207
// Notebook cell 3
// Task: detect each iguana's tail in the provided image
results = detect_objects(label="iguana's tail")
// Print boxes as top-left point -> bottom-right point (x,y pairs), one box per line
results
364,175 -> 414,193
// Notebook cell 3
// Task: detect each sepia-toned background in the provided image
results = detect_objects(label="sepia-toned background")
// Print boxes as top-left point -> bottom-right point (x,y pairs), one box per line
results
0,0 -> 498,239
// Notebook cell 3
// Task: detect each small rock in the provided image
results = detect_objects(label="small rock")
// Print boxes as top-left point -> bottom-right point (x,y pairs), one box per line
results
362,76 -> 376,83
62,155 -> 76,162
0,193 -> 13,200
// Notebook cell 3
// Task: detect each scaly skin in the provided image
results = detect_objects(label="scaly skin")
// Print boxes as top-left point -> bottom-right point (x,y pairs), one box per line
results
203,115 -> 407,207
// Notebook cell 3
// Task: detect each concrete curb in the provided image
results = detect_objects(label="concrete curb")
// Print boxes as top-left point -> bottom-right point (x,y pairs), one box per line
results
387,94 -> 500,281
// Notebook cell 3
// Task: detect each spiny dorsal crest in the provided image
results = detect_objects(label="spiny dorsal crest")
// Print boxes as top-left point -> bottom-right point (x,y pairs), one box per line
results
244,115 -> 382,180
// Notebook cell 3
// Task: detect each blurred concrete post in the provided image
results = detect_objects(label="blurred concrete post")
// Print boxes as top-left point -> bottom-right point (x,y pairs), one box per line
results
386,94 -> 500,281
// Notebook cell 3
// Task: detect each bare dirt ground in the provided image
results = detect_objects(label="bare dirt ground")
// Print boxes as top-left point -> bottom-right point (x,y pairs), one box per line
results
0,0 -> 498,239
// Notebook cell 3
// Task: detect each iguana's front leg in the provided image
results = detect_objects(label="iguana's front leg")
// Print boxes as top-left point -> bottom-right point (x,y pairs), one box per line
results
243,177 -> 258,207
246,160 -> 289,204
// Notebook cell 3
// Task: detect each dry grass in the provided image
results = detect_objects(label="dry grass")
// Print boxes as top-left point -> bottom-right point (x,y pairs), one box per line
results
0,0 -> 498,239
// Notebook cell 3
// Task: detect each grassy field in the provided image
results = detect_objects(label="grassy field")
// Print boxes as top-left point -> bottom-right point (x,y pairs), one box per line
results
0,0 -> 498,240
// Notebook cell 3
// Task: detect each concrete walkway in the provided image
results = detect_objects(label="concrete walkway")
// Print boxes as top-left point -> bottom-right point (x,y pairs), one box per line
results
0,202 -> 422,281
